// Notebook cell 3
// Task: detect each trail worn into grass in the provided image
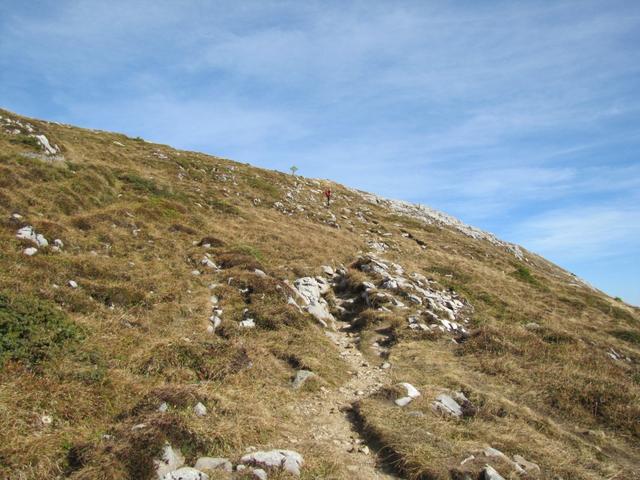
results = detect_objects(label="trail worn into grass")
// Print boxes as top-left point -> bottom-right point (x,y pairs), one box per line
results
292,316 -> 402,480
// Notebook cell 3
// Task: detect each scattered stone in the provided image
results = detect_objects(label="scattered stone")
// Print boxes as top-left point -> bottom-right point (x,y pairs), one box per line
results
432,393 -> 462,417
154,444 -> 185,479
194,457 -> 232,473
41,415 -> 53,425
23,247 -> 38,256
254,269 -> 267,277
240,450 -> 304,477
381,362 -> 391,369
481,465 -> 505,480
53,239 -> 64,248
158,402 -> 169,413
251,468 -> 268,480
321,265 -> 334,276
513,454 -> 540,474
395,382 -> 421,407
240,319 -> 255,328
191,270 -> 201,276
17,226 -> 48,247
162,467 -> 209,480
68,280 -> 78,288
292,370 -> 316,389
193,402 -> 207,417
209,315 -> 222,332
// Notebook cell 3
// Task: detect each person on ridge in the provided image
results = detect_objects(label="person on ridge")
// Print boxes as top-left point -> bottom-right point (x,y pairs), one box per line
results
324,188 -> 332,208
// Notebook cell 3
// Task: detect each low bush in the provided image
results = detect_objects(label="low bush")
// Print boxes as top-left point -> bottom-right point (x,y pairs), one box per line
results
0,291 -> 81,367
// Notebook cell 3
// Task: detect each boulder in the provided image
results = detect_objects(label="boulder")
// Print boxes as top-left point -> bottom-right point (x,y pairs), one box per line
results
23,247 -> 38,256
240,449 -> 303,477
154,444 -> 185,479
194,457 -> 232,473
162,467 -> 209,480
432,393 -> 462,417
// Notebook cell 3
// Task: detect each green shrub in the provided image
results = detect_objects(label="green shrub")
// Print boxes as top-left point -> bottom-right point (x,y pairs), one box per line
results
0,292 -> 81,367
511,265 -> 539,286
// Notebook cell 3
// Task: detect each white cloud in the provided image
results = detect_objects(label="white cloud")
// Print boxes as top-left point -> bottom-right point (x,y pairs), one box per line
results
508,205 -> 640,261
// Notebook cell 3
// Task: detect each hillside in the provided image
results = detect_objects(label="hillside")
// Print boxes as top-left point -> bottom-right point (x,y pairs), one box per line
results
0,108 -> 639,480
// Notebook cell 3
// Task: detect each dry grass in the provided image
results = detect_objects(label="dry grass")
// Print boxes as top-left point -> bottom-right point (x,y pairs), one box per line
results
0,109 -> 638,479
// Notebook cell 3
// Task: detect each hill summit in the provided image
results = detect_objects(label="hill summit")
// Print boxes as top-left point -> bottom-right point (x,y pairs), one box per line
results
0,109 -> 638,480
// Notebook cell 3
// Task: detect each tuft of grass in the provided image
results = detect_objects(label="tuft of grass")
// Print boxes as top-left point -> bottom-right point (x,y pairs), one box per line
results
10,134 -> 41,149
609,329 -> 640,345
0,291 -> 82,367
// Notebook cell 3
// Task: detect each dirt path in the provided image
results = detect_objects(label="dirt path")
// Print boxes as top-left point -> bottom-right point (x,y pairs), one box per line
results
292,317 -> 403,480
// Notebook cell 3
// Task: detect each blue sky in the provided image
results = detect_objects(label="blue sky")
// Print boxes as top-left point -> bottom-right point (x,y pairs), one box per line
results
1,1 -> 639,304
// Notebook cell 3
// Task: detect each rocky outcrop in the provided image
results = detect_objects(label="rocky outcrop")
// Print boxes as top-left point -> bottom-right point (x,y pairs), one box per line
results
291,277 -> 335,327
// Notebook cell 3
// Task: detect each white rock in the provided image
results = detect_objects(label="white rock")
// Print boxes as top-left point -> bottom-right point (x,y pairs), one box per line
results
209,316 -> 222,331
251,468 -> 268,480
41,415 -> 53,425
432,393 -> 462,417
400,382 -> 421,398
201,257 -> 217,269
33,134 -> 59,155
254,269 -> 267,277
154,444 -> 185,479
191,270 -> 201,276
240,319 -> 255,328
210,295 -> 219,305
193,402 -> 207,417
194,457 -> 232,473
482,465 -> 505,480
321,265 -> 334,276
68,280 -> 78,288
395,382 -> 420,407
292,370 -> 315,389
23,247 -> 38,256
158,402 -> 168,413
162,467 -> 209,480
240,450 -> 303,477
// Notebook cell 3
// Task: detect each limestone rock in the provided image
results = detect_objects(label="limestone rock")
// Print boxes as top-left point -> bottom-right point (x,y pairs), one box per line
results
194,457 -> 232,473
292,370 -> 315,389
513,454 -> 540,474
193,402 -> 207,417
154,444 -> 185,479
23,247 -> 38,256
481,465 -> 505,480
432,393 -> 462,417
240,449 -> 304,477
395,382 -> 421,407
162,467 -> 209,480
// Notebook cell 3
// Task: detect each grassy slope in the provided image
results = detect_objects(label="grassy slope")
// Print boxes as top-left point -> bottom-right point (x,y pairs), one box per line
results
0,109 -> 638,480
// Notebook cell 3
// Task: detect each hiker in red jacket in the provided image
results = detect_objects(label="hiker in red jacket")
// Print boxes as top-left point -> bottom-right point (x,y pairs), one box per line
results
324,188 -> 332,208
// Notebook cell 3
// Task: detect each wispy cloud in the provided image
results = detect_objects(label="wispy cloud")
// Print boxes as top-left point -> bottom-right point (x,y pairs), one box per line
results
1,0 -> 639,302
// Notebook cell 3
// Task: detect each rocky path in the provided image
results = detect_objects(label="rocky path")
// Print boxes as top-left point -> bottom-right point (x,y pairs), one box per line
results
292,317 -> 402,480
